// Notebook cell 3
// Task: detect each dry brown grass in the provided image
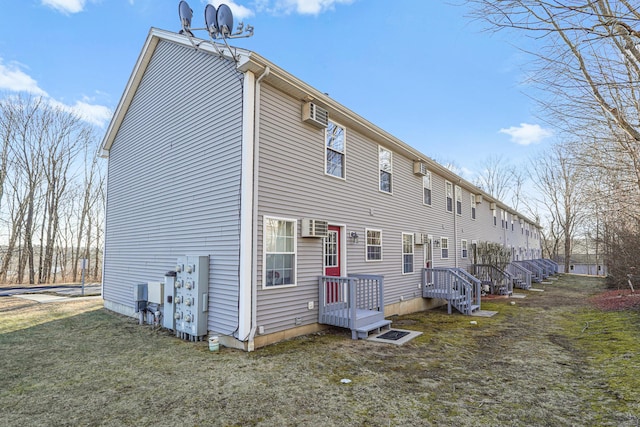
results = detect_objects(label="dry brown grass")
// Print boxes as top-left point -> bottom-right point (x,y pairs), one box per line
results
1,275 -> 639,426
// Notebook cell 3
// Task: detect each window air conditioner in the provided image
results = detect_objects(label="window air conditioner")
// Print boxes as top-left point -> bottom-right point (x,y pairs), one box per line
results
414,233 -> 425,245
490,202 -> 496,210
413,161 -> 428,176
301,102 -> 329,128
301,218 -> 329,237
476,194 -> 483,204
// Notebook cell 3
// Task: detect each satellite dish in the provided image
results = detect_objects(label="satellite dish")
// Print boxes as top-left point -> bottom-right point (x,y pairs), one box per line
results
204,4 -> 218,37
178,1 -> 194,35
216,4 -> 233,37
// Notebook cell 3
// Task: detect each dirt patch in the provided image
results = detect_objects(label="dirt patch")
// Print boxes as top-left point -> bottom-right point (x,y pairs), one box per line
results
590,289 -> 640,311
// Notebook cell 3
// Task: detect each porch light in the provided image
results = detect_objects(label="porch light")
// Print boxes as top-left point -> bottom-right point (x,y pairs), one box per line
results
349,231 -> 359,244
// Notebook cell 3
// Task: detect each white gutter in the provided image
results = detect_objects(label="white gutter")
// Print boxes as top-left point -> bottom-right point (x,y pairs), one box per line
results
247,66 -> 270,352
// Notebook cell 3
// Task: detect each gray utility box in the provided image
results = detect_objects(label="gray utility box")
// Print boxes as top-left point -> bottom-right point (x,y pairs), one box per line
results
174,255 -> 209,338
162,272 -> 176,330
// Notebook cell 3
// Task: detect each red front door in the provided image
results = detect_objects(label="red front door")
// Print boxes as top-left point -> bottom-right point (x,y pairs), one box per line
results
324,226 -> 341,303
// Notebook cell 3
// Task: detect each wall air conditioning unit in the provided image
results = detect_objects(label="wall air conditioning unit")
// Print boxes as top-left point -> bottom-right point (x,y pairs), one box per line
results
476,194 -> 483,204
490,202 -> 496,210
301,218 -> 329,237
413,161 -> 428,176
414,233 -> 425,245
302,102 -> 329,128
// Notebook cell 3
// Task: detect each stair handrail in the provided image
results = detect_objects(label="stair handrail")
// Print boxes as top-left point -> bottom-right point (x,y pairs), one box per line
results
454,267 -> 481,309
449,269 -> 473,315
471,264 -> 512,295
508,262 -> 532,290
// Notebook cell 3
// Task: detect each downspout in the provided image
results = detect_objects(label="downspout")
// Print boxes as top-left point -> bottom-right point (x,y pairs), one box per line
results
247,66 -> 270,351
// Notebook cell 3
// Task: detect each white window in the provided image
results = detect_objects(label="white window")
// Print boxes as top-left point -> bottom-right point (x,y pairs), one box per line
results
325,121 -> 345,178
493,209 -> 497,226
441,237 -> 449,259
379,147 -> 392,193
455,185 -> 462,215
402,233 -> 414,274
461,239 -> 468,259
470,194 -> 476,219
445,181 -> 453,212
263,217 -> 296,288
366,229 -> 382,261
423,172 -> 432,205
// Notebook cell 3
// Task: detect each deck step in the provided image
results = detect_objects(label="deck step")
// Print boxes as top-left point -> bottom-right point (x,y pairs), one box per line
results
352,319 -> 392,340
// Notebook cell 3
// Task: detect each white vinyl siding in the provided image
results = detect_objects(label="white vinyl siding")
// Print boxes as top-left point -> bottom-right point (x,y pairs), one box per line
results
402,233 -> 414,274
379,146 -> 392,193
366,229 -> 382,261
263,217 -> 297,288
423,172 -> 432,205
325,121 -> 345,179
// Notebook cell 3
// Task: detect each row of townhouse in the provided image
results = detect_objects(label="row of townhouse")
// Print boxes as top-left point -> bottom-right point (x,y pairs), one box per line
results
99,28 -> 542,350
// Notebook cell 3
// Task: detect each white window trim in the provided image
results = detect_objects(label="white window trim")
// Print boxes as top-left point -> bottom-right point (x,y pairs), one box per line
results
461,239 -> 468,259
445,181 -> 453,213
365,228 -> 383,262
455,185 -> 462,216
324,120 -> 346,180
470,194 -> 476,220
441,237 -> 449,259
402,232 -> 414,274
423,171 -> 432,206
262,216 -> 297,289
378,146 -> 393,194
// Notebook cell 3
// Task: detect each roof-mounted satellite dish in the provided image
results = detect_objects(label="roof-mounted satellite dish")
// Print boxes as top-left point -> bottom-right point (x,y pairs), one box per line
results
216,4 -> 233,37
204,4 -> 218,38
178,1 -> 194,36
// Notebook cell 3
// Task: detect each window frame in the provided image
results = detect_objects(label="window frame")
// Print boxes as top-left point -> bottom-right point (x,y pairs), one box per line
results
262,216 -> 297,289
470,194 -> 476,220
445,181 -> 453,213
402,232 -> 414,274
379,146 -> 393,194
461,239 -> 468,259
422,171 -> 432,206
365,228 -> 383,262
324,120 -> 346,180
441,237 -> 449,259
455,185 -> 462,215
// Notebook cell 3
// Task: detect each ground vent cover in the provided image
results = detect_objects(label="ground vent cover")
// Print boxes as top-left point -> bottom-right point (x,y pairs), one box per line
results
367,328 -> 422,346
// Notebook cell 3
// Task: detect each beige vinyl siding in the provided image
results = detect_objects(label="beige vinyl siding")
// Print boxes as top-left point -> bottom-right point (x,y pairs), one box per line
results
256,84 -> 467,334
103,40 -> 244,335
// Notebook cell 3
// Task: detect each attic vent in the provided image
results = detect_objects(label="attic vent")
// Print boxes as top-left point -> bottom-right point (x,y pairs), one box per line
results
413,161 -> 428,176
302,102 -> 329,128
301,218 -> 329,237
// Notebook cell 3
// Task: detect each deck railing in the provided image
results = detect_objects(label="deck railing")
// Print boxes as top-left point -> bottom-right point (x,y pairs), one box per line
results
516,260 -> 543,282
470,264 -> 513,295
538,258 -> 559,275
507,262 -> 532,290
422,267 -> 477,315
318,274 -> 384,329
530,259 -> 551,278
453,268 -> 482,309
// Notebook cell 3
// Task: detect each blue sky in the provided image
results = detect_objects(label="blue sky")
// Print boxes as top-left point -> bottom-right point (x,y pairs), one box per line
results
0,0 -> 555,180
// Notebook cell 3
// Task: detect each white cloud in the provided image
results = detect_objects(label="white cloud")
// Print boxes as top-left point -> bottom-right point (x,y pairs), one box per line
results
0,60 -> 48,96
41,0 -> 86,14
256,0 -> 355,15
499,123 -> 553,146
209,1 -> 254,20
0,57 -> 112,127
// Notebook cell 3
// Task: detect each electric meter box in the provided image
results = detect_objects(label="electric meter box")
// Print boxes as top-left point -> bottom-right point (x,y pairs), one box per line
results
174,255 -> 209,339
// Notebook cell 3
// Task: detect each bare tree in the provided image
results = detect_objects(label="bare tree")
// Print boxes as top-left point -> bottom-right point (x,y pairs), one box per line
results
530,143 -> 585,272
474,154 -> 517,201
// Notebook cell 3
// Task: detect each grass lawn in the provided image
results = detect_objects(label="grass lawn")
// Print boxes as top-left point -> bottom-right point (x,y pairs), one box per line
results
1,275 -> 639,426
